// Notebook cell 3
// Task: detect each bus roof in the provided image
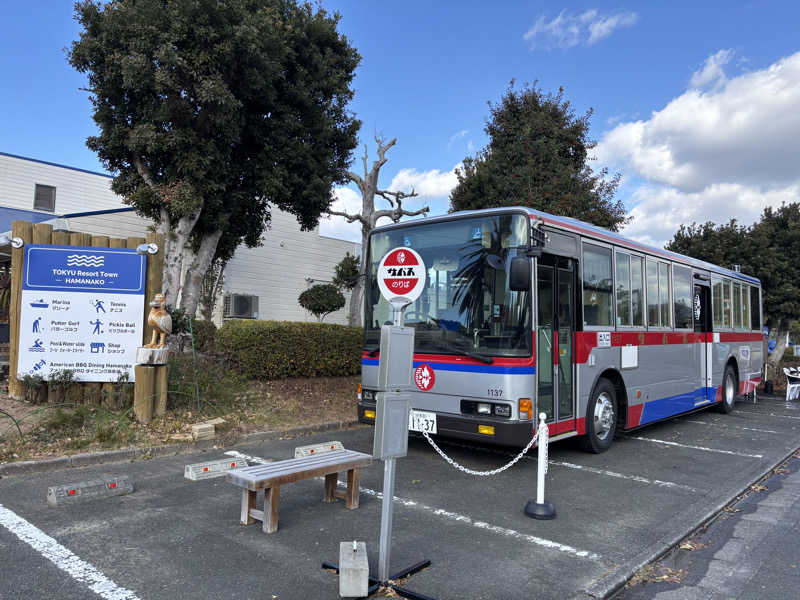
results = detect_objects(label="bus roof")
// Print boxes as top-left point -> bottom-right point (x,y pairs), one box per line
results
371,206 -> 761,286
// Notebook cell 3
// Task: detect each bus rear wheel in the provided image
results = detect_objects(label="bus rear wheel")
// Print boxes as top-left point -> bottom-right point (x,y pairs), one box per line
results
579,378 -> 617,453
716,365 -> 738,414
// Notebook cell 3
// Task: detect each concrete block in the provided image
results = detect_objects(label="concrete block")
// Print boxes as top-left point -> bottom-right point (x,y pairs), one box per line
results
184,458 -> 248,481
191,423 -> 215,441
47,475 -> 133,507
339,541 -> 368,598
295,440 -> 344,458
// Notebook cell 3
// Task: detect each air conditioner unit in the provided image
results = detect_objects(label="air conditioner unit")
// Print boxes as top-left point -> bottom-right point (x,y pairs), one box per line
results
223,294 -> 259,319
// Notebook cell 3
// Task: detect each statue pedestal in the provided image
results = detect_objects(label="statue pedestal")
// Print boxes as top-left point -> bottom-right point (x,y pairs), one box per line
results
136,346 -> 169,365
134,346 -> 170,423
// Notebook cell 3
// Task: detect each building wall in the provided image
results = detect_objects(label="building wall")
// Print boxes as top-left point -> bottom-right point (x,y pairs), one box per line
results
223,209 -> 359,324
0,152 -> 359,326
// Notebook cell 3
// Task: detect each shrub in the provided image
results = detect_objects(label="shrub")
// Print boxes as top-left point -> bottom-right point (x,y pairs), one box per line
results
190,319 -> 217,353
217,320 -> 363,380
298,284 -> 345,322
167,353 -> 246,413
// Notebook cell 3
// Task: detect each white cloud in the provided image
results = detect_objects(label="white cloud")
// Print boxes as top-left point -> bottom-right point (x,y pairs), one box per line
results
389,165 -> 459,198
524,9 -> 638,50
318,186 -> 362,243
448,129 -> 468,148
596,50 -> 800,248
689,49 -> 734,90
622,183 -> 800,248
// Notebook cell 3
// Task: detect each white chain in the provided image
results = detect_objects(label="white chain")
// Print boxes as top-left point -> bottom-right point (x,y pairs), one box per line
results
422,428 -> 539,477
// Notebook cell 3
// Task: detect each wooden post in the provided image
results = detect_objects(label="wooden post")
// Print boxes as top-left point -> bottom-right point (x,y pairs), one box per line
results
133,364 -> 155,422
109,238 -> 126,249
144,232 -> 165,346
32,223 -> 53,245
51,231 -> 71,245
154,365 -> 168,416
8,220 -> 33,399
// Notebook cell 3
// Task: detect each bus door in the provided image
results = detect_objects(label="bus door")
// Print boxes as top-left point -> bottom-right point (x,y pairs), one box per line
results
693,282 -> 712,403
536,254 -> 576,427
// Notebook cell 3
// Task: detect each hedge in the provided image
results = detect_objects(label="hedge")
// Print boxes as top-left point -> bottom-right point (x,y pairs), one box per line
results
217,320 -> 363,379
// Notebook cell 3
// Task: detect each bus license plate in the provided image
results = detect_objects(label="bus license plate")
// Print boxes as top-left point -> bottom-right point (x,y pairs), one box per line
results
409,410 -> 437,434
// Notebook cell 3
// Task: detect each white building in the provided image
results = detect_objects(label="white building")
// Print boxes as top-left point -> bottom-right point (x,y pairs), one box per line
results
0,151 -> 359,326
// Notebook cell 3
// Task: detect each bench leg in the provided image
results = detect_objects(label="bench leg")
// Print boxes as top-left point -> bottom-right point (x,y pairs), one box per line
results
324,473 -> 338,503
263,486 -> 280,534
240,489 -> 256,525
345,468 -> 360,510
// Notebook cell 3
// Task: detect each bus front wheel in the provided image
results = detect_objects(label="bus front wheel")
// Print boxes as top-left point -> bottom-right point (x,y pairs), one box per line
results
716,365 -> 738,414
579,379 -> 617,453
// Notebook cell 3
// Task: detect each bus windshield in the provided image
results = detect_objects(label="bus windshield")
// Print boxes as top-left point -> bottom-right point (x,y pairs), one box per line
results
365,213 -> 532,358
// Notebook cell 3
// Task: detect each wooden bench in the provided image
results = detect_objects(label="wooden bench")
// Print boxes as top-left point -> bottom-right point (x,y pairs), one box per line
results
226,449 -> 373,534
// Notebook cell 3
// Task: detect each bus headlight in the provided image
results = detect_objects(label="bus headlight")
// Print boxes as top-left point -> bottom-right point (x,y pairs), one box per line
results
477,403 -> 491,415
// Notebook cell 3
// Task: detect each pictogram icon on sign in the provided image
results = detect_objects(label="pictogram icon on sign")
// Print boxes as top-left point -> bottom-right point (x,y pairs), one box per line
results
414,364 -> 435,391
377,247 -> 426,304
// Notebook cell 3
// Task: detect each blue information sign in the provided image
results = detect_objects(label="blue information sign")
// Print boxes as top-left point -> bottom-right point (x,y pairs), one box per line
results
23,245 -> 146,294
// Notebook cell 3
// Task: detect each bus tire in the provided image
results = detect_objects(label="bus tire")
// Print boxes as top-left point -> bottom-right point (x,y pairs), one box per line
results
578,378 -> 617,453
716,365 -> 738,414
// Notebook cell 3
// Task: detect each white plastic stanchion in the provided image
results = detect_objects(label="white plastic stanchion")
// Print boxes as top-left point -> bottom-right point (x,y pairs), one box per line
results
524,413 -> 556,519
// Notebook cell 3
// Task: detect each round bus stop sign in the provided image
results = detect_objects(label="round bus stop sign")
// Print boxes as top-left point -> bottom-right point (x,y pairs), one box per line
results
377,247 -> 426,305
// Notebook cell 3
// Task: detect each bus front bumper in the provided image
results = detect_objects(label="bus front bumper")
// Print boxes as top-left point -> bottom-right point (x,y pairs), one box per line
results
357,401 -> 535,448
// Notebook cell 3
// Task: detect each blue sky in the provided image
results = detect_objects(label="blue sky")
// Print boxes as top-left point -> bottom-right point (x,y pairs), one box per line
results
2,1 -> 800,247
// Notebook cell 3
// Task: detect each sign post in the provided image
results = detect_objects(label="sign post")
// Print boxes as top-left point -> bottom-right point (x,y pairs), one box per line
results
373,247 -> 428,584
17,244 -> 146,382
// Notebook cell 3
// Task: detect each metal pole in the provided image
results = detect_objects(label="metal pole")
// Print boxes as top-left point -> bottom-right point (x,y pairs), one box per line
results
377,456 -> 396,581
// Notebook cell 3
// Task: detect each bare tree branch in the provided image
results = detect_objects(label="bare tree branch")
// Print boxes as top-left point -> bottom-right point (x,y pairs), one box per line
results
376,188 -> 418,207
327,209 -> 367,226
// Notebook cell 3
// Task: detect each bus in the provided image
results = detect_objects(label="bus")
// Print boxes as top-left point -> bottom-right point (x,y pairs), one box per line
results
357,207 -> 763,453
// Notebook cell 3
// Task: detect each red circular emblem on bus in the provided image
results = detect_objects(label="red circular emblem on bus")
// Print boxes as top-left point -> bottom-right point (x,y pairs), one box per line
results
414,364 -> 435,391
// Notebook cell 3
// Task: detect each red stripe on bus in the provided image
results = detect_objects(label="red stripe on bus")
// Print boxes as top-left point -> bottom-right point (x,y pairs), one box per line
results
627,404 -> 644,428
362,351 -> 536,367
718,332 -> 763,342
547,419 -> 576,436
573,331 -> 763,364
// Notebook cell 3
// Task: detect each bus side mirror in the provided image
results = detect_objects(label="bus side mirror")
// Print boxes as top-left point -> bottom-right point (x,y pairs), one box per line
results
509,257 -> 531,291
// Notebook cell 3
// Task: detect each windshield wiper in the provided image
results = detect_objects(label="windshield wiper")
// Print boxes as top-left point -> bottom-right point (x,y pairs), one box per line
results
431,342 -> 494,364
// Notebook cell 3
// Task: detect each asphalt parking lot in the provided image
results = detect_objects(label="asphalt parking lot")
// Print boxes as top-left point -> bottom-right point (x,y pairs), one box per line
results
2,394 -> 800,600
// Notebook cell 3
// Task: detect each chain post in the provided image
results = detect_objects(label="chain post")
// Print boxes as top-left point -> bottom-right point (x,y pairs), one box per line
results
524,413 -> 556,519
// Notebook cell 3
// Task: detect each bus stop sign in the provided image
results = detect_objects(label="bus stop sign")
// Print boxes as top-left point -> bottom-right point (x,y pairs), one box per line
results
377,247 -> 426,304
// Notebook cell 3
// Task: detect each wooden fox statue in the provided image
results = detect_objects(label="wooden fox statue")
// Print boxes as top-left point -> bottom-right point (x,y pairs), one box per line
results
145,293 -> 172,348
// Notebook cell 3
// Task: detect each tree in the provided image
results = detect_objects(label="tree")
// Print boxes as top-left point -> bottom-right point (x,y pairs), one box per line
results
449,81 -> 626,231
332,252 -> 360,291
69,0 -> 360,317
327,137 -> 429,326
666,204 -> 800,378
298,284 -> 346,322
198,257 -> 226,321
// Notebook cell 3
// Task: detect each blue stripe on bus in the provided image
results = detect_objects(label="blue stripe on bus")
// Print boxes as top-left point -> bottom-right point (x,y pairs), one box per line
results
360,358 -> 535,375
639,386 -> 717,425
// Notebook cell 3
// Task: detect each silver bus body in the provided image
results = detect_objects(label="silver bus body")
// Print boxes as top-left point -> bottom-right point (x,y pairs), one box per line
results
358,207 -> 763,449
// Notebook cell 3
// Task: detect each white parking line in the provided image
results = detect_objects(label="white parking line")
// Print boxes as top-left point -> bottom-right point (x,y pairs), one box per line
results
629,436 -> 763,458
231,449 -> 601,561
355,487 -> 601,561
548,460 -> 698,492
224,450 -> 272,464
684,419 -> 780,434
439,440 -> 697,492
0,504 -> 139,600
735,410 -> 800,421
